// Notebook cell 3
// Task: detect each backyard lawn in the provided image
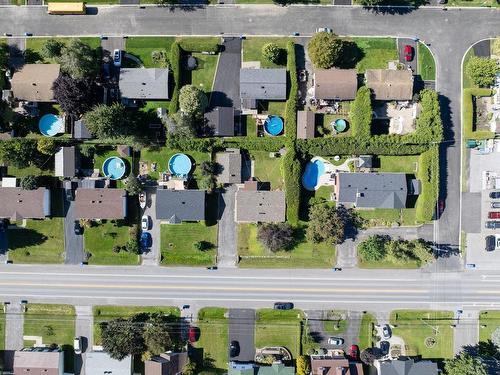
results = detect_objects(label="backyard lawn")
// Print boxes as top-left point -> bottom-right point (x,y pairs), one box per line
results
417,43 -> 436,81
248,150 -> 284,190
84,220 -> 139,265
350,37 -> 398,73
25,37 -> 101,63
390,310 -> 454,359
242,37 -> 290,68
378,155 -> 419,173
479,311 -> 500,343
194,307 -> 229,373
160,222 -> 218,266
255,309 -> 303,358
190,52 -> 219,94
358,312 -> 377,350
93,148 -> 135,187
125,37 -> 175,68
237,223 -> 336,268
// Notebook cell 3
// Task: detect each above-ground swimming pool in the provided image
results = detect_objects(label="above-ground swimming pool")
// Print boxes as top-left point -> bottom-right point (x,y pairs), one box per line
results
102,157 -> 126,180
39,114 -> 63,137
264,116 -> 284,136
331,118 -> 347,133
169,153 -> 192,177
302,158 -> 326,191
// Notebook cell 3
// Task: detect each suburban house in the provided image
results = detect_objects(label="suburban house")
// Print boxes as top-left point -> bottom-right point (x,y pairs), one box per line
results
235,190 -> 286,222
365,69 -> 414,101
156,189 -> 205,224
119,68 -> 169,104
374,358 -> 438,375
297,110 -> 316,139
55,146 -> 77,178
310,355 -> 364,375
85,351 -> 133,375
10,64 -> 61,102
74,188 -> 127,219
0,187 -> 51,220
313,68 -> 358,101
144,351 -> 188,375
216,148 -> 242,184
240,68 -> 287,112
204,106 -> 235,136
335,172 -> 408,209
73,119 -> 93,140
229,362 -> 295,375
13,348 -> 64,375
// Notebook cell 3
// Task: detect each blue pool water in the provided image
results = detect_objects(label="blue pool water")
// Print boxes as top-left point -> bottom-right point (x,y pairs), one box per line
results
302,159 -> 326,191
333,118 -> 347,132
264,116 -> 284,136
169,153 -> 192,177
102,157 -> 126,180
39,114 -> 63,137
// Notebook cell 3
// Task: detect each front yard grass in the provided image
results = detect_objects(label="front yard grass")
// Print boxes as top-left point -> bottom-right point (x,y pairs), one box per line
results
323,311 -> 348,334
358,312 -> 377,350
248,150 -> 284,190
390,310 -> 454,359
350,37 -> 398,74
417,42 -> 436,81
237,223 -> 335,268
462,48 -> 476,90
255,309 -> 303,358
242,37 -> 290,68
479,311 -> 500,343
160,222 -> 218,266
125,37 -> 175,68
25,37 -> 100,64
194,307 -> 229,372
356,208 -> 402,227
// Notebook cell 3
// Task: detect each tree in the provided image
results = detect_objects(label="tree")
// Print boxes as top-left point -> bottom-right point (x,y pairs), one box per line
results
100,317 -> 146,360
183,360 -> 197,375
0,43 -> 9,70
358,235 -> 388,262
59,39 -> 99,80
36,138 -> 57,156
52,74 -> 99,117
257,223 -> 294,252
79,144 -> 96,158
124,174 -> 143,196
20,175 -> 38,190
296,355 -> 310,375
307,32 -> 344,69
125,239 -> 140,255
179,85 -> 208,118
83,103 -> 135,139
41,39 -> 64,60
466,56 -> 499,87
151,50 -> 169,67
0,139 -> 37,169
199,175 -> 216,192
411,239 -> 435,264
143,315 -> 172,355
262,43 -> 282,64
200,161 -> 219,177
306,204 -> 346,244
164,112 -> 196,138
492,327 -> 500,348
444,352 -> 488,375
193,241 -> 214,251
349,86 -> 372,138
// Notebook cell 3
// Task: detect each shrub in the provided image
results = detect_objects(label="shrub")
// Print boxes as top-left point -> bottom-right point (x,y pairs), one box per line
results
285,41 -> 298,140
20,175 -> 38,190
257,223 -> 294,252
178,38 -> 219,53
358,235 -> 388,262
349,86 -> 372,138
179,85 -> 208,117
151,50 -> 169,68
463,88 -> 495,140
415,147 -> 439,222
466,56 -> 500,87
307,32 -> 344,69
193,240 -> 214,251
262,43 -> 282,64
169,42 -> 181,114
282,146 -> 301,225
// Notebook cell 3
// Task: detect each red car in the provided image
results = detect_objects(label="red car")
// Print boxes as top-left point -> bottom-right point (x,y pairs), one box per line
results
349,345 -> 359,360
438,199 -> 445,216
488,212 -> 500,219
404,45 -> 414,62
188,326 -> 198,343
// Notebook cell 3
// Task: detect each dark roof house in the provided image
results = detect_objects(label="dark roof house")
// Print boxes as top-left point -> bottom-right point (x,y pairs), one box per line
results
365,69 -> 414,101
240,68 -> 287,105
313,69 -> 358,100
74,188 -> 127,219
119,68 -> 169,102
310,356 -> 363,375
356,155 -> 373,170
11,64 -> 60,102
204,106 -> 235,136
297,110 -> 315,139
13,348 -> 64,375
156,189 -> 205,224
145,351 -> 188,375
235,190 -> 285,222
375,358 -> 438,375
0,187 -> 51,220
216,149 -> 242,184
55,146 -> 77,178
335,172 -> 408,209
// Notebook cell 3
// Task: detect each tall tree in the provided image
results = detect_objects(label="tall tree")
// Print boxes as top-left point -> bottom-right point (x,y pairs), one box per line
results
466,56 -> 499,87
0,43 -> 9,69
444,352 -> 488,375
306,204 -> 346,244
257,223 -> 294,252
41,39 -> 65,60
36,138 -> 57,156
83,103 -> 135,139
307,32 -> 345,69
358,235 -> 388,262
262,43 -> 283,64
20,175 -> 38,190
100,317 -> 146,360
52,74 -> 99,117
59,39 -> 99,80
143,314 -> 172,355
179,85 -> 208,118
0,139 -> 37,169
124,174 -> 143,196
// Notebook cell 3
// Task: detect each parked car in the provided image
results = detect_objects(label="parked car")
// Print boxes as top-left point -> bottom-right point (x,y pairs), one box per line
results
486,235 -> 496,252
438,200 -> 445,216
74,221 -> 83,235
404,45 -> 414,62
491,202 -> 500,209
437,0 -> 447,4
188,326 -> 198,343
141,215 -> 150,230
65,188 -> 74,201
485,221 -> 500,229
382,324 -> 392,339
140,232 -> 152,249
466,263 -> 476,269
327,337 -> 344,346
113,49 -> 122,67
315,27 -> 333,33
206,266 -> 218,270
349,345 -> 359,360
489,212 -> 500,219
74,336 -> 82,354
274,302 -> 294,310
230,341 -> 240,357
380,341 -> 390,354
490,191 -> 500,199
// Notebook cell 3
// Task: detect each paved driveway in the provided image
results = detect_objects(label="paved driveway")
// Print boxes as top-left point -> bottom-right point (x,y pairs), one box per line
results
142,188 -> 160,265
64,188 -> 84,265
228,309 -> 255,362
397,38 -> 417,73
210,37 -> 241,110
217,186 -> 237,268
75,305 -> 93,375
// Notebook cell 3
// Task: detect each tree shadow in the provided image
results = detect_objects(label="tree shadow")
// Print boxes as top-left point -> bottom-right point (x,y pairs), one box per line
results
7,227 -> 48,251
337,41 -> 365,69
362,0 -> 429,14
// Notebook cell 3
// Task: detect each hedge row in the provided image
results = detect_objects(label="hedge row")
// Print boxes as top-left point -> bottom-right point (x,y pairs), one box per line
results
403,89 -> 443,144
178,38 -> 220,53
415,146 -> 439,222
285,41 -> 298,140
169,41 -> 181,114
463,88 -> 495,140
349,86 -> 372,138
281,144 -> 301,225
166,135 -> 286,153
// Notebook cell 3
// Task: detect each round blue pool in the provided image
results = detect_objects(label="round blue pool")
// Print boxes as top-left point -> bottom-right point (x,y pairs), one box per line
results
302,159 -> 326,191
332,118 -> 347,132
102,157 -> 126,180
264,116 -> 284,136
169,153 -> 192,177
39,114 -> 63,137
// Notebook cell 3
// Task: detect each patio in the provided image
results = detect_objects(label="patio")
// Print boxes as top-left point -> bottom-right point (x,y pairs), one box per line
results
373,102 -> 417,135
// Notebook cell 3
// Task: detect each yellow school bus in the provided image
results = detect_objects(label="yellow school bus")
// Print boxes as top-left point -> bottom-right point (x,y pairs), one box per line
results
47,2 -> 86,15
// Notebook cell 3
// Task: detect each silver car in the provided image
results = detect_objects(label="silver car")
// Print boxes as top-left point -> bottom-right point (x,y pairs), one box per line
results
327,337 -> 344,345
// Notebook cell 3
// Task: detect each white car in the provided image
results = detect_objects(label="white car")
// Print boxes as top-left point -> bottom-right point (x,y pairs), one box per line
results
74,336 -> 82,354
113,49 -> 121,67
141,215 -> 150,231
327,337 -> 344,345
315,27 -> 333,33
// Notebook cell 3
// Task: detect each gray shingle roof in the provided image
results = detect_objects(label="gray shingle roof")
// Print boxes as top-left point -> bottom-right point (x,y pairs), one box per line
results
204,107 -> 235,136
240,68 -> 287,100
119,68 -> 169,100
55,146 -> 76,178
156,189 -> 205,223
74,119 -> 93,139
297,111 -> 315,139
337,172 -> 407,209
85,352 -> 132,375
216,150 -> 242,184
0,187 -> 51,219
378,359 -> 438,375
235,190 -> 286,222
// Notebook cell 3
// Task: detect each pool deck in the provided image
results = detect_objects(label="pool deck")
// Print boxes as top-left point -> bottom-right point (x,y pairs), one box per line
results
308,156 -> 360,190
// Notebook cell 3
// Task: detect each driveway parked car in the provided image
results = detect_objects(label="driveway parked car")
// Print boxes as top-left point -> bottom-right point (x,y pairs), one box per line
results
141,215 -> 150,230
404,45 -> 414,62
188,326 -> 198,343
491,202 -> 500,208
113,49 -> 121,67
273,302 -> 294,310
74,336 -> 82,354
230,341 -> 240,357
140,232 -> 152,249
488,212 -> 500,219
74,221 -> 83,235
327,337 -> 344,345
490,191 -> 500,199
349,345 -> 359,360
380,341 -> 390,355
486,235 -> 495,252
485,221 -> 500,229
382,324 -> 392,339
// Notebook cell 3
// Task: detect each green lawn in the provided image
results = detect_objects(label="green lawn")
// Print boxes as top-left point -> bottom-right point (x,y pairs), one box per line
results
249,150 -> 284,190
266,101 -> 287,118
358,312 -> 377,350
479,311 -> 500,342
378,155 -> 419,173
237,223 -> 336,268
160,222 -> 218,266
323,311 -> 348,334
356,208 -> 402,227
401,209 -> 418,226
244,115 -> 258,137
0,309 -> 4,350
84,220 -> 139,265
351,37 -> 398,74
93,148 -> 135,187
190,53 -> 219,94
390,310 -> 454,359
417,43 -> 436,81
447,0 -> 498,6
463,48 -> 476,89
194,307 -> 229,372
242,37 -> 290,68
125,36 -> 175,68
237,0 -> 330,3
25,37 -> 100,64
255,309 -> 303,358
319,114 -> 352,138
